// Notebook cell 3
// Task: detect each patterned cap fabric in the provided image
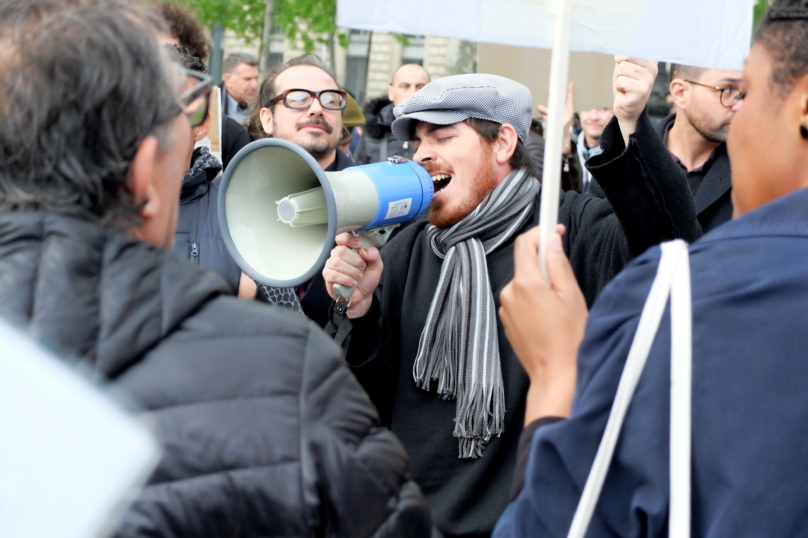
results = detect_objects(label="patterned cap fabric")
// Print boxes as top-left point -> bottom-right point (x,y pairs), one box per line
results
391,74 -> 533,143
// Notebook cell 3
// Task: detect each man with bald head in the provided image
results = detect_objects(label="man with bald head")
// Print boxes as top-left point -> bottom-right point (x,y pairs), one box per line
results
355,63 -> 431,164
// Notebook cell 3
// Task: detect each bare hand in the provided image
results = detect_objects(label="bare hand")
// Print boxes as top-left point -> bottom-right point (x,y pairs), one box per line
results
612,56 -> 658,145
537,83 -> 575,155
499,225 -> 588,423
323,232 -> 383,318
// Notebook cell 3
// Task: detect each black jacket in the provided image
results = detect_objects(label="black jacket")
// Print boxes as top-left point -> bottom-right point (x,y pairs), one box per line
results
656,113 -> 733,232
172,147 -> 241,293
0,211 -> 432,538
525,131 -> 582,194
222,116 -> 252,171
354,97 -> 416,165
339,112 -> 700,537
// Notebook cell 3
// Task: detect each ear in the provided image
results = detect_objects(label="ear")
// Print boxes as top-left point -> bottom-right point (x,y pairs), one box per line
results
495,123 -> 519,165
193,112 -> 212,142
669,79 -> 688,111
798,75 -> 808,129
126,135 -> 161,223
387,84 -> 396,102
222,72 -> 231,84
260,107 -> 274,135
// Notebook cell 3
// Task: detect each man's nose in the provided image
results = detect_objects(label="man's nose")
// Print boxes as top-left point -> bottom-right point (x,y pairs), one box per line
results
414,144 -> 432,164
307,97 -> 325,116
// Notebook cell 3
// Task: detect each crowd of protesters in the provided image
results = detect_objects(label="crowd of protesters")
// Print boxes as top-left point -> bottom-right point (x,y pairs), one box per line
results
3,0 -> 808,537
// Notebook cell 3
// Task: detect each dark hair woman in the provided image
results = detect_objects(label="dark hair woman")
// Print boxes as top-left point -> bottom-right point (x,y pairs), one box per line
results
495,1 -> 808,536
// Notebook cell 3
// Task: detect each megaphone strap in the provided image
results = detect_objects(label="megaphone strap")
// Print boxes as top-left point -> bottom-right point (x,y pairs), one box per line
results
326,302 -> 353,348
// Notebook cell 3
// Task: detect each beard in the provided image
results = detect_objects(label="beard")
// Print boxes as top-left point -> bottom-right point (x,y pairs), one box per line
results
274,117 -> 336,159
428,156 -> 500,228
687,107 -> 730,144
299,138 -> 333,160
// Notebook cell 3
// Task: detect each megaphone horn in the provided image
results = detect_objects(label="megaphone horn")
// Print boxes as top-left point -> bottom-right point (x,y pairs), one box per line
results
219,139 -> 433,302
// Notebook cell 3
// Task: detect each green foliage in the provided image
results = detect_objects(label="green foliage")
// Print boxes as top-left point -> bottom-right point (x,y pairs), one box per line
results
176,0 -> 266,42
754,0 -> 772,29
173,0 -> 419,55
395,34 -> 417,47
274,0 -> 338,53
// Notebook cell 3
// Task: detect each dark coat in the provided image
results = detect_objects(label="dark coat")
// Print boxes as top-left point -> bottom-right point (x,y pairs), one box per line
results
222,116 -> 252,171
0,211 -> 432,538
341,111 -> 700,537
172,148 -> 241,293
526,131 -> 584,194
354,97 -> 416,165
494,186 -> 808,538
656,113 -> 733,233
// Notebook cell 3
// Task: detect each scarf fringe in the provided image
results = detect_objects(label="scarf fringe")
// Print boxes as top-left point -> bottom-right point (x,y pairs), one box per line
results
412,169 -> 540,459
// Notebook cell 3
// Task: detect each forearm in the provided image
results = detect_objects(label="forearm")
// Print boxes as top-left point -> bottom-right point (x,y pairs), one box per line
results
588,110 -> 701,257
523,374 -> 576,426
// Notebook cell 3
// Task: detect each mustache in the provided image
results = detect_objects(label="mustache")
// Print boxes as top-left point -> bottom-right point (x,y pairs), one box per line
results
296,117 -> 333,134
420,162 -> 455,175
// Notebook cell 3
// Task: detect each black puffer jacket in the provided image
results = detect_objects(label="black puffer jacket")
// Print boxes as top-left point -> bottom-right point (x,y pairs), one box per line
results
354,97 -> 415,165
0,211 -> 432,538
172,147 -> 241,293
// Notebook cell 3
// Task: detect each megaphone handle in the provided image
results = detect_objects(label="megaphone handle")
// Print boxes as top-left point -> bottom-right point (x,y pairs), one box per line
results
333,273 -> 359,304
332,226 -> 398,306
333,236 -> 370,304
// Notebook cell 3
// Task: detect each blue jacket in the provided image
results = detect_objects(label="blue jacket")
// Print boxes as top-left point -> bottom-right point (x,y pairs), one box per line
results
495,187 -> 808,537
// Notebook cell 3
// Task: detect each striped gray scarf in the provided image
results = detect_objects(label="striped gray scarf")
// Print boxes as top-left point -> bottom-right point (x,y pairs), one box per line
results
413,168 -> 540,459
576,130 -> 603,194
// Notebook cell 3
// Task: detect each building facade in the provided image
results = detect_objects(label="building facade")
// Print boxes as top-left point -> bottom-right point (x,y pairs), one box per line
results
221,28 -> 477,107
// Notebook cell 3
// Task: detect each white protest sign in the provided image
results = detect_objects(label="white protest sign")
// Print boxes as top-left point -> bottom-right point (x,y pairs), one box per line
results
0,321 -> 159,538
340,0 -> 753,278
338,0 -> 753,71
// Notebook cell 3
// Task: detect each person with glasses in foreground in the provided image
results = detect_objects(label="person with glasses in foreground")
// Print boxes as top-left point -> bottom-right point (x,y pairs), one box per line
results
248,55 -> 358,323
658,64 -> 744,233
0,1 -> 432,536
166,45 -> 244,295
495,0 -> 808,536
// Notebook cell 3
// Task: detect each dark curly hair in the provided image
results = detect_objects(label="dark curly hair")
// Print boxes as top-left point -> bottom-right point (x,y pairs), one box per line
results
755,1 -> 808,97
465,118 -> 542,179
155,1 -> 210,62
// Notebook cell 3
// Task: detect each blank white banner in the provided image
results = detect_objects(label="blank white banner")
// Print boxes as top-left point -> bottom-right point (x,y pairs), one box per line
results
338,0 -> 754,71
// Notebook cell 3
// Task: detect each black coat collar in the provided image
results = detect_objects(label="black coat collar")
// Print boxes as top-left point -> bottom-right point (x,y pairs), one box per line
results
325,149 -> 356,172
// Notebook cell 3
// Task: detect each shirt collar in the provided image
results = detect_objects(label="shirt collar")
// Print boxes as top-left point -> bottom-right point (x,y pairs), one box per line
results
662,115 -> 723,176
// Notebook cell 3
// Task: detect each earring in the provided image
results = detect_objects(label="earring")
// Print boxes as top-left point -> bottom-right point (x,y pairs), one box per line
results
802,124 -> 808,139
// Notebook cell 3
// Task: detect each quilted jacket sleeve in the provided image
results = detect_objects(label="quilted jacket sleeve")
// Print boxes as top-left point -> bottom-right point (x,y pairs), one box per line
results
299,323 -> 434,538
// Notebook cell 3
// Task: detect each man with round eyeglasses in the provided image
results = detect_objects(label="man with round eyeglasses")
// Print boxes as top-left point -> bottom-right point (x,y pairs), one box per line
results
660,64 -> 744,232
257,55 -> 353,172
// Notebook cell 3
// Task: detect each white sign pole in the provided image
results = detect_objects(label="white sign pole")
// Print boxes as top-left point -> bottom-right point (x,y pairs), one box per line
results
538,0 -> 573,282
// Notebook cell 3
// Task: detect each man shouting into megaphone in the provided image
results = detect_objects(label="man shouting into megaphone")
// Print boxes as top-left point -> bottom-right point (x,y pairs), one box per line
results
323,60 -> 700,538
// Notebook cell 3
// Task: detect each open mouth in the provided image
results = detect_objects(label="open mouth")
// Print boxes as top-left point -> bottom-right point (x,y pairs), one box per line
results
432,173 -> 452,194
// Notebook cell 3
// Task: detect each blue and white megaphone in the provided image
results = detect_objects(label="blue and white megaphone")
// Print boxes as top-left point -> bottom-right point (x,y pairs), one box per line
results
219,138 -> 433,302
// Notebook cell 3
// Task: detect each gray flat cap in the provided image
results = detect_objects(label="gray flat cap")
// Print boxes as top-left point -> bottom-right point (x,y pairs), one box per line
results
391,74 -> 533,143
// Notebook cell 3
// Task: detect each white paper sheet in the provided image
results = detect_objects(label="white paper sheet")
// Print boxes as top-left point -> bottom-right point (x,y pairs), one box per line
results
0,321 -> 159,538
338,0 -> 754,71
